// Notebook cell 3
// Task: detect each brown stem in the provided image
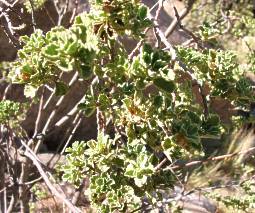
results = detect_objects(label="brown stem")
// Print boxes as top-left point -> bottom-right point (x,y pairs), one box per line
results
164,146 -> 255,171
0,149 -> 5,213
165,0 -> 196,38
23,146 -> 81,213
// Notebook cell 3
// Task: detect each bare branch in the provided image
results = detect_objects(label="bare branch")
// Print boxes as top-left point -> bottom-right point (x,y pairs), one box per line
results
28,0 -> 37,31
23,149 -> 81,213
164,146 -> 255,171
165,0 -> 196,38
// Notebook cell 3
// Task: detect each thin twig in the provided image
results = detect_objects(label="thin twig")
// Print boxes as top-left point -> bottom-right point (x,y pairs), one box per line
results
71,178 -> 86,205
2,84 -> 11,100
46,112 -> 83,169
184,175 -> 255,196
165,0 -> 196,38
28,0 -> 37,31
0,149 -> 5,213
60,114 -> 83,154
24,150 -> 81,213
164,146 -> 255,171
0,12 -> 21,48
69,0 -> 79,26
35,72 -> 79,153
153,26 -> 161,48
150,11 -> 209,118
155,0 -> 164,21
33,88 -> 45,138
173,6 -> 203,49
155,158 -> 167,171
43,4 -> 56,26
198,84 -> 209,118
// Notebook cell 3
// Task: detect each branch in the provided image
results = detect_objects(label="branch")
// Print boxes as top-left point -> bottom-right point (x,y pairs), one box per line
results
34,71 -> 79,153
33,88 -> 45,138
164,146 -> 255,171
28,0 -> 37,31
155,0 -> 164,21
0,11 -> 21,48
0,149 -> 5,213
150,11 -> 209,118
69,0 -> 79,26
164,0 -> 196,38
22,144 -> 81,213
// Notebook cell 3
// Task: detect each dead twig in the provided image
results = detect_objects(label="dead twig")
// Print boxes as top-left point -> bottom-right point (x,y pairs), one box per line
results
0,11 -> 21,48
155,0 -> 164,21
69,0 -> 79,26
28,0 -> 37,31
164,146 -> 255,171
165,0 -> 196,38
22,143 -> 81,213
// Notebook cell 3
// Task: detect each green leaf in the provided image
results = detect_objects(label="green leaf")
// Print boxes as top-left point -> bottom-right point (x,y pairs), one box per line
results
138,6 -> 147,20
140,168 -> 154,175
95,178 -> 104,186
151,51 -> 160,65
22,64 -> 33,74
125,169 -> 135,177
55,81 -> 69,96
186,135 -> 201,149
98,94 -> 110,111
66,41 -> 79,55
206,126 -> 220,135
152,60 -> 166,71
153,95 -> 163,107
79,64 -> 93,80
57,58 -> 73,72
186,124 -> 199,136
24,85 -> 37,98
121,82 -> 135,95
206,114 -> 220,126
142,43 -> 153,54
122,98 -> 132,109
18,50 -> 26,59
162,138 -> 173,150
79,104 -> 95,117
153,77 -> 175,93
135,79 -> 146,90
87,140 -> 96,149
187,111 -> 201,125
142,52 -> 151,64
74,15 -> 82,24
43,44 -> 59,59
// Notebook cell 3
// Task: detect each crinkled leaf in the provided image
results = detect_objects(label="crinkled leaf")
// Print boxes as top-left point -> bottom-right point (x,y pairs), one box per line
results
206,114 -> 220,126
57,58 -> 73,71
66,41 -> 79,55
55,81 -> 69,96
152,60 -> 166,71
43,44 -> 59,59
142,43 -> 153,54
78,103 -> 96,117
162,138 -> 173,150
142,52 -> 151,64
98,94 -> 110,111
24,85 -> 37,98
153,77 -> 175,93
138,6 -> 147,20
79,64 -> 93,80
